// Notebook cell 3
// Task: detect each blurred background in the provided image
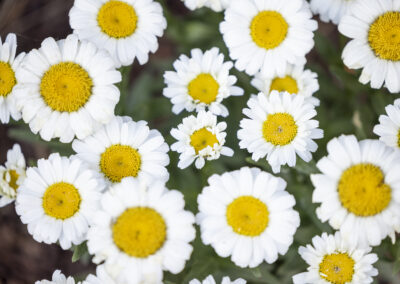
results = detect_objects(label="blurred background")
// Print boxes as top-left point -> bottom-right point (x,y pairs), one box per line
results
1,0 -> 400,283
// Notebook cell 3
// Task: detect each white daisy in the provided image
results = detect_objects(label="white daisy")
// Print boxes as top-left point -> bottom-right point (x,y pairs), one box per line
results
310,0 -> 353,25
82,265 -> 117,284
238,91 -> 323,173
251,64 -> 320,106
373,98 -> 400,151
220,0 -> 317,77
312,135 -> 400,247
16,153 -> 103,250
0,33 -> 25,124
35,270 -> 75,284
171,110 -> 233,169
163,47 -> 243,117
339,0 -> 400,93
87,177 -> 196,284
0,144 -> 26,207
189,275 -> 246,284
72,115 -> 169,186
69,0 -> 167,67
293,232 -> 378,284
182,0 -> 229,12
197,167 -> 300,268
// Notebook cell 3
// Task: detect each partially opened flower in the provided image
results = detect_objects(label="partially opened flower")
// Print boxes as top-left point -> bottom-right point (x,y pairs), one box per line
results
373,99 -> 400,151
190,275 -> 246,284
35,270 -> 75,284
310,0 -> 353,25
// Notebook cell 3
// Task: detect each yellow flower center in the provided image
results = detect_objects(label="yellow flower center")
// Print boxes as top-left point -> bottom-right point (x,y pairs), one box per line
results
397,129 -> 400,148
97,0 -> 138,38
262,113 -> 298,146
188,73 -> 219,104
190,127 -> 219,154
42,182 -> 81,220
112,207 -> 167,258
270,75 -> 299,94
100,144 -> 141,183
319,253 -> 355,284
40,62 -> 93,113
0,62 -> 16,97
338,163 -> 391,217
6,169 -> 19,191
250,11 -> 289,50
226,196 -> 269,236
368,12 -> 400,61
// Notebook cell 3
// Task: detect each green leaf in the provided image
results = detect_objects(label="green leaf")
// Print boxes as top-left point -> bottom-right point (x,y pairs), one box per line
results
72,242 -> 88,263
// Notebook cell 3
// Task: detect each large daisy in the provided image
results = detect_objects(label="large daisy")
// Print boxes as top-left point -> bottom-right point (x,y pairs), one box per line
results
0,144 -> 26,207
220,0 -> 317,77
293,232 -> 378,284
182,0 -> 229,12
339,0 -> 400,93
238,91 -> 323,173
189,275 -> 246,284
86,178 -> 196,284
16,153 -> 103,249
312,135 -> 400,247
373,98 -> 400,151
72,116 -> 169,186
197,167 -> 300,268
69,0 -> 167,67
15,34 -> 121,143
171,110 -> 233,169
310,0 -> 353,25
163,47 -> 243,117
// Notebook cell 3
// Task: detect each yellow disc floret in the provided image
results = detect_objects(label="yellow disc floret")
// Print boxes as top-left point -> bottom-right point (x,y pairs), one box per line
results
112,207 -> 167,258
368,12 -> 400,61
190,127 -> 219,154
97,0 -> 138,38
5,169 -> 19,191
188,73 -> 220,104
262,113 -> 298,146
226,196 -> 269,236
319,253 -> 355,284
100,144 -> 141,183
338,163 -> 391,217
0,62 -> 16,97
250,11 -> 289,50
40,62 -> 93,112
270,76 -> 299,94
397,129 -> 400,148
42,182 -> 81,220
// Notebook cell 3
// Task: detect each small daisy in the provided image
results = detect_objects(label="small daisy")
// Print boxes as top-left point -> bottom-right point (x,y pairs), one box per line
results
0,33 -> 25,124
310,0 -> 353,25
82,265 -> 116,284
373,98 -> 400,151
16,153 -> 103,249
163,48 -> 243,117
238,91 -> 323,173
189,275 -> 246,284
87,178 -> 196,284
35,270 -> 75,284
182,0 -> 229,12
251,64 -> 320,106
339,0 -> 400,93
197,167 -> 300,268
15,34 -> 121,143
0,144 -> 26,207
220,0 -> 317,77
72,116 -> 169,186
312,135 -> 400,247
69,0 -> 167,67
293,232 -> 378,284
171,110 -> 233,169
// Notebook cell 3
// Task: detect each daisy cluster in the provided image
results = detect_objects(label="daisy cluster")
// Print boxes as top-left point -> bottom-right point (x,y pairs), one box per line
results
0,0 -> 399,283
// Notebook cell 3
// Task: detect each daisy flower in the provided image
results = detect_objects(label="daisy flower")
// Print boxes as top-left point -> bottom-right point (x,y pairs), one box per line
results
69,0 -> 167,67
35,270 -> 75,284
16,153 -> 103,250
197,167 -> 300,268
220,0 -> 317,77
163,47 -> 243,117
82,265 -> 117,284
87,178 -> 196,284
238,91 -> 323,173
312,135 -> 400,247
0,144 -> 26,207
189,275 -> 246,284
171,110 -> 233,169
373,98 -> 400,150
310,0 -> 352,25
251,64 -> 320,106
182,0 -> 229,12
15,34 -> 121,143
0,33 -> 25,123
72,116 -> 169,186
339,0 -> 400,93
293,232 -> 378,284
